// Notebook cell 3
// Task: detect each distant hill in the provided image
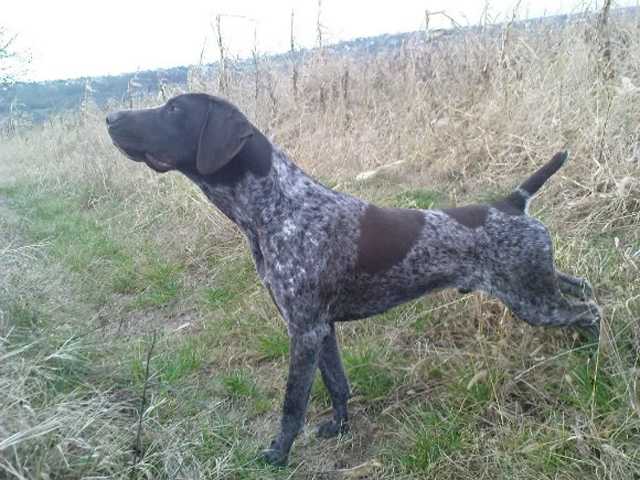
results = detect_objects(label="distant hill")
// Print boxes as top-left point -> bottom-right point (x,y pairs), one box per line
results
0,29 -> 435,122
1,6 -> 637,123
0,66 -> 190,122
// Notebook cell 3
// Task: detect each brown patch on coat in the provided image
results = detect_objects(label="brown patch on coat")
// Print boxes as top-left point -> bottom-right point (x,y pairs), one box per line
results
441,205 -> 489,229
356,205 -> 425,274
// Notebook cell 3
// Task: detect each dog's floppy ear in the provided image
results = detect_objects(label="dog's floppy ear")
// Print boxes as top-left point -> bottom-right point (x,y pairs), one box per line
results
196,99 -> 253,175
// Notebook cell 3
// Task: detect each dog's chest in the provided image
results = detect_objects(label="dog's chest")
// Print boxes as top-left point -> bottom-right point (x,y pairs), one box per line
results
253,202 -> 362,323
261,214 -> 329,287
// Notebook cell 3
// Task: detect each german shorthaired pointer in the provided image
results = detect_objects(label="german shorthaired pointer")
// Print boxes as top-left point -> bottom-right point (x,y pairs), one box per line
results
107,93 -> 600,466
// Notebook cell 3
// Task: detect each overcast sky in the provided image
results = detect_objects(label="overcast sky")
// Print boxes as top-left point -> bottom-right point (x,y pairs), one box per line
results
3,0 -> 633,82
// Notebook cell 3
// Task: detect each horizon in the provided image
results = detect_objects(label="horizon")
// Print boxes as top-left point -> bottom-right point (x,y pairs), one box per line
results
3,0 -> 636,83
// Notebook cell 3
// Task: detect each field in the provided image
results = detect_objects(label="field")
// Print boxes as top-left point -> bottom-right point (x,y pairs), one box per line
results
1,9 -> 639,480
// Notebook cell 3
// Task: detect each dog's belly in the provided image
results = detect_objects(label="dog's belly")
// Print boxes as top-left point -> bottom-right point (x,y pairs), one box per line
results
333,224 -> 483,321
334,270 -> 459,321
336,277 -> 453,322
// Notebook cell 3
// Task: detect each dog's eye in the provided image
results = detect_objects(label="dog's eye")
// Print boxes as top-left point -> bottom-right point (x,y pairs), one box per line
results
167,104 -> 180,114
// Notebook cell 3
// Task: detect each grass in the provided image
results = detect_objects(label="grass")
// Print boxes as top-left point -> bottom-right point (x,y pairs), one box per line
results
202,286 -> 236,309
222,370 -> 260,399
132,259 -> 183,308
396,406 -> 469,474
5,299 -> 44,334
343,346 -> 399,401
562,354 -> 624,413
156,338 -> 206,384
392,189 -> 443,209
257,329 -> 290,361
2,6 -> 640,479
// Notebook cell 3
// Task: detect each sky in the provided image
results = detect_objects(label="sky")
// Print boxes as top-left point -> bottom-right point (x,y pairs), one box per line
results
3,0 -> 634,82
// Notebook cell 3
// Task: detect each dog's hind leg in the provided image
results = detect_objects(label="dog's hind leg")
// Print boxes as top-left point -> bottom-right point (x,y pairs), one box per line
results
556,271 -> 593,300
489,265 -> 601,338
317,323 -> 350,439
487,232 -> 600,337
505,289 -> 601,339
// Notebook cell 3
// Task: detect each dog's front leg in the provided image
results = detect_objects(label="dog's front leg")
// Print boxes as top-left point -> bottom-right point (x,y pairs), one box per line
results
261,325 -> 328,466
317,323 -> 350,438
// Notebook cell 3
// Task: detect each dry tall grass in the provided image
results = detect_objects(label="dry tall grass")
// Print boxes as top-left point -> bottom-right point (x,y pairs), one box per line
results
1,7 -> 639,480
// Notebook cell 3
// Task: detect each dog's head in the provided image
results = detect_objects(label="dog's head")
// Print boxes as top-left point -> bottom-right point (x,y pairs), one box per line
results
106,93 -> 254,175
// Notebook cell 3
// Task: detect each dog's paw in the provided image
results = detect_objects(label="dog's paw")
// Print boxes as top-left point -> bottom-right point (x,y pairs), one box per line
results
579,324 -> 600,342
578,301 -> 601,341
557,273 -> 595,300
571,279 -> 594,300
580,280 -> 594,300
316,419 -> 349,439
260,447 -> 288,467
587,301 -> 602,326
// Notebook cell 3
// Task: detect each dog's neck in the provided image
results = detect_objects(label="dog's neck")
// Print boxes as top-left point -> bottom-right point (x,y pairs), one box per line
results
180,130 -> 328,237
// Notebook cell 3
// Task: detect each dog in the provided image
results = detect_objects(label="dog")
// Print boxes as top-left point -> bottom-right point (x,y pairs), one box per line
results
107,93 -> 600,466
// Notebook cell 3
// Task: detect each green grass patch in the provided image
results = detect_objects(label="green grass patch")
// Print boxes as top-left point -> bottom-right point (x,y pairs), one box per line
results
452,367 -> 501,409
46,342 -> 93,395
311,374 -> 333,407
1,184 -> 186,310
3,298 -> 45,335
222,370 -> 260,399
396,406 -> 469,473
392,189 -> 442,209
195,421 -> 284,479
132,259 -> 183,309
196,422 -> 239,458
199,255 -> 259,314
111,253 -> 183,308
472,188 -> 509,205
110,255 -> 139,294
510,426 -> 579,476
343,346 -> 398,401
201,286 -> 236,310
561,355 -> 623,414
0,187 -> 127,270
220,369 -> 273,414
130,336 -> 205,386
257,330 -> 289,361
157,339 -> 205,384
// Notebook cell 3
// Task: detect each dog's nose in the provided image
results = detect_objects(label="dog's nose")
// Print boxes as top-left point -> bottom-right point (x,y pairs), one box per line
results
106,111 -> 123,126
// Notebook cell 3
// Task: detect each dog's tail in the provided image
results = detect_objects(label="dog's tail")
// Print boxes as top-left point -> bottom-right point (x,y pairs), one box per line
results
496,151 -> 568,214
